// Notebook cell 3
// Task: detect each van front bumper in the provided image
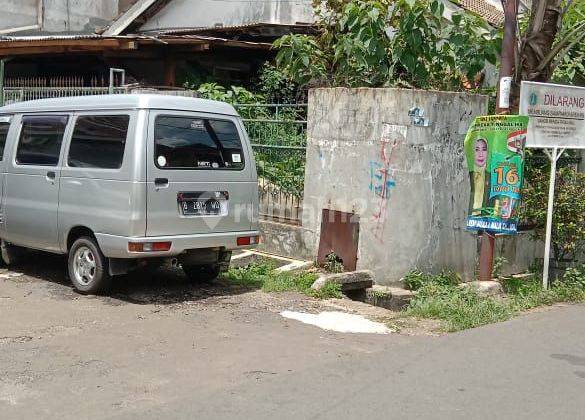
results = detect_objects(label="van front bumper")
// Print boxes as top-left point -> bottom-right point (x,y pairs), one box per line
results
95,231 -> 260,259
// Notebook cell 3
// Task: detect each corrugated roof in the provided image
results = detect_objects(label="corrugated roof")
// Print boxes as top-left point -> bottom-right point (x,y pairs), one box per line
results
458,0 -> 504,26
0,34 -> 106,42
143,23 -> 317,36
0,33 -> 271,55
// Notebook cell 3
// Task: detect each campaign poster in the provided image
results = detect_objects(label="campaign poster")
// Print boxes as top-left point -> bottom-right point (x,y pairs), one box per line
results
464,115 -> 529,234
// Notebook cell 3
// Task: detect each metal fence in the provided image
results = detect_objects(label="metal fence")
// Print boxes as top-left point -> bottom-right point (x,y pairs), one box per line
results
235,104 -> 307,225
0,84 -> 307,225
2,86 -> 125,104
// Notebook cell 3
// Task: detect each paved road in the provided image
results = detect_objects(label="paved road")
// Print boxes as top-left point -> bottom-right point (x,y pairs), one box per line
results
1,253 -> 584,419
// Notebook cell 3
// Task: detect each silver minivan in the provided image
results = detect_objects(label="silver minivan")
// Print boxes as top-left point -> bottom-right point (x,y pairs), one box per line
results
0,95 -> 259,293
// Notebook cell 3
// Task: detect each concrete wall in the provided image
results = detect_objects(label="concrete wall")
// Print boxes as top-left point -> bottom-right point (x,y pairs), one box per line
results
258,220 -> 314,260
140,0 -> 314,31
302,88 -> 541,284
0,0 -> 119,33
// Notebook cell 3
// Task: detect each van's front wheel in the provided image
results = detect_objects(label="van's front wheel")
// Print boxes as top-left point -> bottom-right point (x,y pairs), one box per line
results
68,237 -> 111,294
182,264 -> 220,283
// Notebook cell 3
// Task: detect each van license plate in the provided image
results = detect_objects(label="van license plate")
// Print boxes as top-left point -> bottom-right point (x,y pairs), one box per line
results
177,192 -> 228,216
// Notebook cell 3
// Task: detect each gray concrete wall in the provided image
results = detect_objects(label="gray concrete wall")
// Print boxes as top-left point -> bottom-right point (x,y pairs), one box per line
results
302,88 -> 541,284
139,0 -> 314,31
0,0 -> 119,33
258,220 -> 313,260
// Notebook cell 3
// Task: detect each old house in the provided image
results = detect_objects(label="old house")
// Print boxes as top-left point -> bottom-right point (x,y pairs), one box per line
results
0,0 -> 524,89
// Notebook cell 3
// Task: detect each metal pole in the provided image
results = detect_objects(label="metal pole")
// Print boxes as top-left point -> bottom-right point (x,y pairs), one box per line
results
478,0 -> 519,281
495,0 -> 518,113
542,147 -> 565,289
109,68 -> 126,94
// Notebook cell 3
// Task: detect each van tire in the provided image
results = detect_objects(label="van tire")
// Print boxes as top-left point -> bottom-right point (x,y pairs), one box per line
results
182,264 -> 220,283
1,240 -> 25,266
68,237 -> 111,294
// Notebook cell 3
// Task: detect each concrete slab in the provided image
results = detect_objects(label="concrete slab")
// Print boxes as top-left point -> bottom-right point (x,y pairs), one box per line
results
364,285 -> 416,310
230,250 -> 312,272
460,280 -> 504,296
311,270 -> 374,292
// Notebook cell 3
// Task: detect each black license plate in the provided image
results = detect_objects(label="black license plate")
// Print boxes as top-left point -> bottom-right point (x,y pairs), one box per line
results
178,192 -> 227,216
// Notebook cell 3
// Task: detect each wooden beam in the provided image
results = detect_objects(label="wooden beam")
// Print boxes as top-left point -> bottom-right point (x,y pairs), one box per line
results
164,54 -> 176,87
0,39 -> 138,57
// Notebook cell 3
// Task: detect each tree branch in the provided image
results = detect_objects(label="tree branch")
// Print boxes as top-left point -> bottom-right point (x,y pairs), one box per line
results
535,19 -> 585,72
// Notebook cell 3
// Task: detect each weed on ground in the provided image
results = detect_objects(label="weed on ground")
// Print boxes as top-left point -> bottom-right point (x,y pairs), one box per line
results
405,268 -> 585,332
221,262 -> 342,299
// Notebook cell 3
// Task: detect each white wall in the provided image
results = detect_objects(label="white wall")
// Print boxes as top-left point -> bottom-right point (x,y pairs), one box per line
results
139,0 -> 314,31
0,0 -> 119,33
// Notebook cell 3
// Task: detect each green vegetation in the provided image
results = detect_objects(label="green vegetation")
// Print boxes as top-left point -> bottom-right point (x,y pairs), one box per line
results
323,252 -> 345,273
551,1 -> 585,86
402,269 -> 460,291
274,0 -> 500,90
520,156 -> 585,264
492,257 -> 508,279
405,269 -> 585,332
186,78 -> 306,197
221,262 -> 342,299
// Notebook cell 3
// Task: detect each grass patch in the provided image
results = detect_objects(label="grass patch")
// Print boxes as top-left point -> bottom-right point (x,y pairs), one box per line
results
405,271 -> 585,332
222,262 -> 342,299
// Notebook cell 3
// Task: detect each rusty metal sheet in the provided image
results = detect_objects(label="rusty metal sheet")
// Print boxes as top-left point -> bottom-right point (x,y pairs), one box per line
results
317,209 -> 359,271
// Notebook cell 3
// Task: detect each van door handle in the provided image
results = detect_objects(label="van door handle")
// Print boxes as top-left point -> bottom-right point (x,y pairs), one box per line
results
46,171 -> 56,182
154,178 -> 169,188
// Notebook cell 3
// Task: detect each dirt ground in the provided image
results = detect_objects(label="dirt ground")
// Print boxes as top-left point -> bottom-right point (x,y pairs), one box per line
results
0,251 -> 439,419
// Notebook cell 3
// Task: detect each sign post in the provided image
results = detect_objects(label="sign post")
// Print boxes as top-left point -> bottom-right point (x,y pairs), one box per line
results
520,81 -> 585,289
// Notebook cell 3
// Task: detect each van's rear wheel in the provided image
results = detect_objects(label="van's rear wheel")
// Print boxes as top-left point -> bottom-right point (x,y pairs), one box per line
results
182,264 -> 220,283
68,237 -> 111,294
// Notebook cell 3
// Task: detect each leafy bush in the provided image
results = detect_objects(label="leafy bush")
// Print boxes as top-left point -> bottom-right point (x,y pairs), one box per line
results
274,0 -> 500,90
562,264 -> 585,288
402,269 -> 460,291
257,63 -> 300,104
520,160 -> 585,263
492,257 -> 508,278
323,252 -> 344,273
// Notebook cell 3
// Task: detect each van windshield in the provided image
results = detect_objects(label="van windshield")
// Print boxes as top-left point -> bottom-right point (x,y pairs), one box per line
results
154,115 -> 245,170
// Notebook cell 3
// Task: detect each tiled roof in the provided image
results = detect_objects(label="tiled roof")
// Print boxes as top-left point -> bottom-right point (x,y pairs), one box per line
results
458,0 -> 505,26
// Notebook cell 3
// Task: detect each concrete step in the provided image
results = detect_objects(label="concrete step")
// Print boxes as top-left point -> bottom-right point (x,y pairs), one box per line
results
311,270 -> 374,292
460,280 -> 504,296
364,285 -> 416,311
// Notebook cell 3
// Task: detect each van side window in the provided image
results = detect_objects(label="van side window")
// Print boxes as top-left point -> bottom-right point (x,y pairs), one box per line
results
68,115 -> 130,169
16,115 -> 69,166
154,116 -> 244,170
0,121 -> 9,160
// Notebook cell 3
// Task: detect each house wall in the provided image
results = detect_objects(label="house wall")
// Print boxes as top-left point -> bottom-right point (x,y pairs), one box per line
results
139,0 -> 314,31
0,0 -> 119,33
300,88 -> 541,285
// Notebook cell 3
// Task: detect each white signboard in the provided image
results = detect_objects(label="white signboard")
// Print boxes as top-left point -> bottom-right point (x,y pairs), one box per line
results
519,81 -> 585,149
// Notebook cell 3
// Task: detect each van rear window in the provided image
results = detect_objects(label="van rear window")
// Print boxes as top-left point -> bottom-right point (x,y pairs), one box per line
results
154,116 -> 244,170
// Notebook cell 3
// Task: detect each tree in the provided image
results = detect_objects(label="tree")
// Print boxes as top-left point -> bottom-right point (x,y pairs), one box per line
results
274,0 -> 500,91
513,0 -> 585,105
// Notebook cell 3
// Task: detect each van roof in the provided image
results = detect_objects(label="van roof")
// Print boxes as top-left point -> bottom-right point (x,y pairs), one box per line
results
0,94 -> 239,116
